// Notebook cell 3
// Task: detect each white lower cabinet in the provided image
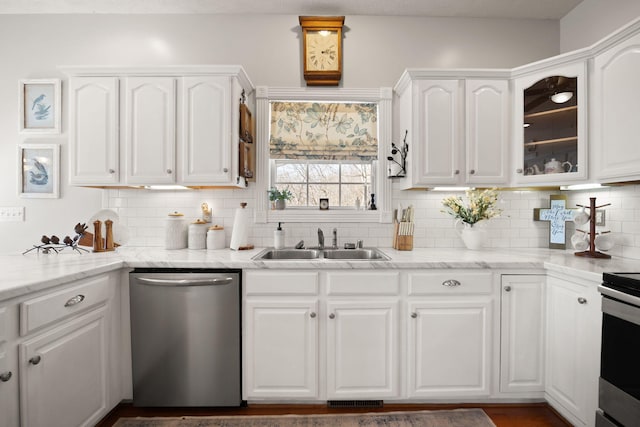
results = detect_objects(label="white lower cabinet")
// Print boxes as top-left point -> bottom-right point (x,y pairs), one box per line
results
545,274 -> 601,427
406,271 -> 494,398
0,272 -> 120,427
500,275 -> 545,393
244,299 -> 319,399
326,300 -> 399,399
19,308 -> 108,427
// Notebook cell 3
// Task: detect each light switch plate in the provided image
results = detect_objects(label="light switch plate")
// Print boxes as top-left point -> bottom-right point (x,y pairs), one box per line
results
0,206 -> 25,222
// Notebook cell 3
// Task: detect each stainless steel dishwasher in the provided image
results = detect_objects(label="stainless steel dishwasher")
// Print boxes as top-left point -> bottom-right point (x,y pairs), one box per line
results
129,268 -> 242,407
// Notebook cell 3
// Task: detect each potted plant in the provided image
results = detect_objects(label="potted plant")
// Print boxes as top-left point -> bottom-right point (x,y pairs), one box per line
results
268,187 -> 293,210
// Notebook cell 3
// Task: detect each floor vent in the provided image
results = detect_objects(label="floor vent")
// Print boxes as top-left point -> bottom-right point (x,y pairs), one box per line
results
327,400 -> 384,408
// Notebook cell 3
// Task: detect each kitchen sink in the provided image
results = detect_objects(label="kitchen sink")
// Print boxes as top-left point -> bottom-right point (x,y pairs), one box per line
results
322,248 -> 390,260
253,248 -> 321,260
253,247 -> 389,261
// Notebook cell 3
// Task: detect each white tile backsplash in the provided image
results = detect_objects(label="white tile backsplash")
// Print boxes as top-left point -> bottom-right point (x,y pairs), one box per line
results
105,184 -> 640,260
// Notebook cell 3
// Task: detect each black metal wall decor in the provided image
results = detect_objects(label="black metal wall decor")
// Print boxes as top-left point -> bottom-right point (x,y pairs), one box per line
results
387,129 -> 408,178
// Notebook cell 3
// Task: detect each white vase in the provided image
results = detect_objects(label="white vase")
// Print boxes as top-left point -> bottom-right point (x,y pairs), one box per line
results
275,199 -> 286,210
455,220 -> 487,250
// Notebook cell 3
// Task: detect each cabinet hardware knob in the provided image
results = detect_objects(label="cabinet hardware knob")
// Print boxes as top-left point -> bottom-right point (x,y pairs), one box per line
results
108,169 -> 115,174
329,313 -> 335,319
310,312 -> 316,318
454,170 -> 460,175
0,371 -> 12,382
470,169 -> 475,174
223,168 -> 229,173
578,297 -> 587,304
29,356 -> 41,365
442,279 -> 461,287
504,286 -> 512,292
411,312 -> 418,318
516,168 -> 523,174
64,294 -> 85,307
166,169 -> 172,174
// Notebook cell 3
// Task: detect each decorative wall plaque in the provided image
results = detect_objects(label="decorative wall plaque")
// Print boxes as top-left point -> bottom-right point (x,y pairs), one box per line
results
533,194 -> 575,249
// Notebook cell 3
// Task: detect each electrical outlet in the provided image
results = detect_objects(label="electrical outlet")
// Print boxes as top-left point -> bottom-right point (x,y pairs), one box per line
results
0,206 -> 25,222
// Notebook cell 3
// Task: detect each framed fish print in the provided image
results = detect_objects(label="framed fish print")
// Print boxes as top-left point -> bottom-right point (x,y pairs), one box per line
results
18,143 -> 60,198
19,79 -> 61,134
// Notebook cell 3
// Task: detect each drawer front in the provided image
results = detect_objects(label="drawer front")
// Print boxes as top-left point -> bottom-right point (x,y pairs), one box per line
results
327,271 -> 400,295
245,271 -> 318,295
20,274 -> 110,336
408,271 -> 493,295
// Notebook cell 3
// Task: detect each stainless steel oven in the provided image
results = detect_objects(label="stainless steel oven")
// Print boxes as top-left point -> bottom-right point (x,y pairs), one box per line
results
597,273 -> 640,427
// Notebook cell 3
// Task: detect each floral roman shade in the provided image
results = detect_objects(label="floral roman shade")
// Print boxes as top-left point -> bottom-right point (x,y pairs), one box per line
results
269,101 -> 378,161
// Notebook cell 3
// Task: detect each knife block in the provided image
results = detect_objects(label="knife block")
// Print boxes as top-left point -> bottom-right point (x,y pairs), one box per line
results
393,221 -> 413,251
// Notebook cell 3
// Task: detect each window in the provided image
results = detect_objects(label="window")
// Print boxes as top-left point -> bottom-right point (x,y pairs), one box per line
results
272,160 -> 371,208
254,87 -> 392,223
269,100 -> 377,209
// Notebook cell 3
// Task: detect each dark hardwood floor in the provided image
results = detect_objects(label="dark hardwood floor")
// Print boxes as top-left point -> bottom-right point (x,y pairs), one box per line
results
96,402 -> 572,427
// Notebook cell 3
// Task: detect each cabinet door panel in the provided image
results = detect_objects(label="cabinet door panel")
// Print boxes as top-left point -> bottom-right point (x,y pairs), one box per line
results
408,299 -> 492,397
466,79 -> 509,184
19,309 -> 107,427
180,76 -> 232,184
326,301 -> 399,398
244,300 -> 318,399
125,77 -> 176,184
69,77 -> 119,185
500,275 -> 545,393
593,33 -> 640,181
414,80 -> 460,184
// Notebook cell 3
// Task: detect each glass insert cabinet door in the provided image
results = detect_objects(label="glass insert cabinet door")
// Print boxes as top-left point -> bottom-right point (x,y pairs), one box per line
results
513,61 -> 587,184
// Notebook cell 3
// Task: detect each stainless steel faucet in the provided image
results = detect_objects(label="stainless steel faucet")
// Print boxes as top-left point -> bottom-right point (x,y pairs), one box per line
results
332,228 -> 338,249
317,228 -> 324,249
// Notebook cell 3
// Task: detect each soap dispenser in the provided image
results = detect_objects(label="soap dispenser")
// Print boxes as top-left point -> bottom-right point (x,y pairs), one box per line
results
274,222 -> 285,249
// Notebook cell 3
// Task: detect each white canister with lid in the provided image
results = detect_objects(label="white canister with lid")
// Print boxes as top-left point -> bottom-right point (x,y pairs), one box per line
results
207,225 -> 225,250
165,212 -> 187,249
188,219 -> 208,250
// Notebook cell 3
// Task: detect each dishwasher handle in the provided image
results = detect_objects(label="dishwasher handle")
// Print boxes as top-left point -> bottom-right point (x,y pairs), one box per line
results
134,277 -> 235,287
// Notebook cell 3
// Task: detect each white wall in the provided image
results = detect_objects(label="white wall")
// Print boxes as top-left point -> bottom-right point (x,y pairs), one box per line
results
561,0 -> 640,52
0,13 -> 559,255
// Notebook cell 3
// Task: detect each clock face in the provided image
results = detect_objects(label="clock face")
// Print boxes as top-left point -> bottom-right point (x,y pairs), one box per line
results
306,30 -> 339,72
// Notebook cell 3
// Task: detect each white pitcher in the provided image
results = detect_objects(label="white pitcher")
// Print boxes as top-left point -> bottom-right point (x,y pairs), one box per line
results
455,220 -> 487,250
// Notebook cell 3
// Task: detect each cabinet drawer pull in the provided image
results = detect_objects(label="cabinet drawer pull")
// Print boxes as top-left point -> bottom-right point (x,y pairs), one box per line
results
64,294 -> 85,307
223,168 -> 229,173
410,312 -> 418,319
310,312 -> 316,318
108,169 -> 115,174
454,170 -> 460,175
470,169 -> 475,174
166,169 -> 173,174
578,297 -> 587,304
504,286 -> 512,292
0,371 -> 12,382
29,356 -> 41,365
442,279 -> 461,287
329,313 -> 335,319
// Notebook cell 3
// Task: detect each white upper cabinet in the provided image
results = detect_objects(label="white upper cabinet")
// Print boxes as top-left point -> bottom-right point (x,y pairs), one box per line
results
179,76 -> 233,185
512,61 -> 588,185
64,66 -> 253,187
124,77 -> 177,185
465,79 -> 510,184
68,77 -> 119,185
592,29 -> 640,182
394,71 -> 509,188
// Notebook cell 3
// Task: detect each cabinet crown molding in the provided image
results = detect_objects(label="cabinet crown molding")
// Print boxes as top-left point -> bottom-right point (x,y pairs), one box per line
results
59,65 -> 254,92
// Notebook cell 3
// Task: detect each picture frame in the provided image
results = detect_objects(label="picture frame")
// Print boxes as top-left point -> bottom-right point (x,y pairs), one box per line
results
19,79 -> 61,134
18,143 -> 60,198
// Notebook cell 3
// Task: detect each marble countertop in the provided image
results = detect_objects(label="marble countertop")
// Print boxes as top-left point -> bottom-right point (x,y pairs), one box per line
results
2,246 -> 640,301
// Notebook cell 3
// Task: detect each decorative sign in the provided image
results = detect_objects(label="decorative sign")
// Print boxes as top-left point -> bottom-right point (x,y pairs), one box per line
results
533,195 -> 575,249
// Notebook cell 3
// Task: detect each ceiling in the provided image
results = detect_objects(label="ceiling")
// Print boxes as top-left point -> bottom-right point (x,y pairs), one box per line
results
0,0 -> 583,19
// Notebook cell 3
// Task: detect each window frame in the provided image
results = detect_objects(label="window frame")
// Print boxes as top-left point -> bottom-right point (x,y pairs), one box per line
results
254,86 -> 393,224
